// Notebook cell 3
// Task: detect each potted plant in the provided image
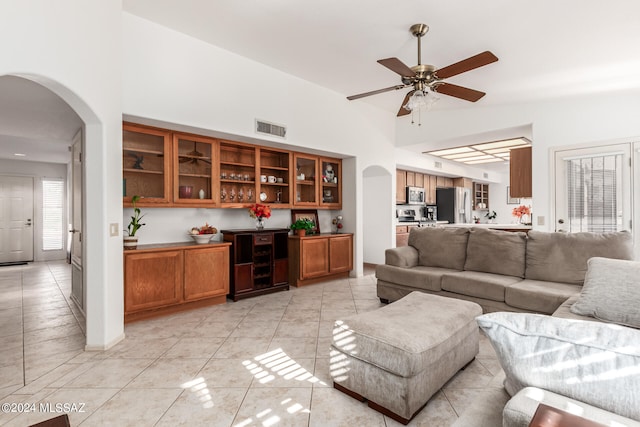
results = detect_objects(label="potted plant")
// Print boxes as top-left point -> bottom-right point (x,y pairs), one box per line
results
290,218 -> 315,237
124,195 -> 145,250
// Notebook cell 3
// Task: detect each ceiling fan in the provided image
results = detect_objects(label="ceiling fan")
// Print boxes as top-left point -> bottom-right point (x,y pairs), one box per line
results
347,23 -> 498,117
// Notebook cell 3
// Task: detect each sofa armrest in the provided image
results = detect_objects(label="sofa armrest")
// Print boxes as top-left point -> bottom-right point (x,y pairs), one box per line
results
384,246 -> 418,268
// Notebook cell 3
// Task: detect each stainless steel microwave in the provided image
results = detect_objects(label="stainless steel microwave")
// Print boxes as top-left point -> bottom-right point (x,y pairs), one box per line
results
406,186 -> 425,204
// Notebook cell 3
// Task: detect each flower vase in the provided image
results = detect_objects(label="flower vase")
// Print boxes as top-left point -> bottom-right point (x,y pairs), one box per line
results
256,217 -> 265,230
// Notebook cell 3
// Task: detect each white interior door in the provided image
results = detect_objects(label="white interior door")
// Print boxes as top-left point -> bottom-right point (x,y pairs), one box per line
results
70,129 -> 84,312
0,176 -> 34,263
554,143 -> 631,233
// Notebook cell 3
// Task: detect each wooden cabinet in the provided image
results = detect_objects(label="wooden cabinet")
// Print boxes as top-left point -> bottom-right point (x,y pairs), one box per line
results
510,146 -> 532,198
222,229 -> 289,301
406,171 -> 415,187
396,170 -> 407,203
124,122 -> 342,210
473,182 -> 490,210
124,242 -> 230,322
259,148 -> 291,207
289,233 -> 353,286
219,141 -> 257,207
173,133 -> 218,206
424,174 -> 437,205
122,123 -> 172,206
436,176 -> 454,188
320,157 -> 341,208
293,153 -> 319,206
395,225 -> 419,247
453,177 -> 473,189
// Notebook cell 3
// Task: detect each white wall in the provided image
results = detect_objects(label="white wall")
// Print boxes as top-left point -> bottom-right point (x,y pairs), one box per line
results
122,13 -> 397,277
396,91 -> 640,230
363,166 -> 393,264
0,159 -> 68,262
1,1 -> 124,349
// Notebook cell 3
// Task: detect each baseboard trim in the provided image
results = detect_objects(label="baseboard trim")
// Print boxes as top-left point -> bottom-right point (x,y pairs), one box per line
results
85,332 -> 125,351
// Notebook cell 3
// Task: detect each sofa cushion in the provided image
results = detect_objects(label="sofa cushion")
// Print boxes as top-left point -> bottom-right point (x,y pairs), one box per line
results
503,387 -> 640,427
524,230 -> 633,285
441,271 -> 521,302
477,312 -> 640,421
375,265 -> 454,292
551,295 -> 597,321
464,228 -> 527,278
409,227 -> 470,270
570,257 -> 640,328
384,246 -> 419,268
505,279 -> 581,314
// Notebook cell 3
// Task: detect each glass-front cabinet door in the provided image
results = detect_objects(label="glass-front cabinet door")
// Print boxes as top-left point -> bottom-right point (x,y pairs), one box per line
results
219,141 -> 257,207
293,153 -> 318,206
173,133 -> 217,205
258,148 -> 291,207
320,157 -> 341,208
122,123 -> 172,206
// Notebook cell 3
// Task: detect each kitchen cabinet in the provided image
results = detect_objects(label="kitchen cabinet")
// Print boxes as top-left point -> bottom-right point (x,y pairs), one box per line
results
292,153 -> 342,209
173,133 -> 218,206
219,141 -> 257,207
510,147 -> 532,198
396,170 -> 407,203
406,171 -> 415,187
424,174 -> 437,205
473,182 -> 489,210
288,233 -> 353,286
436,176 -> 454,188
258,148 -> 291,207
122,123 -> 173,206
453,177 -> 473,189
222,229 -> 289,301
395,225 -> 419,247
124,242 -> 231,322
414,173 -> 424,188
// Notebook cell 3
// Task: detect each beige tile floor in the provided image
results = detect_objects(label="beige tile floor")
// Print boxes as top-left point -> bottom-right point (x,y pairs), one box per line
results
0,261 -> 503,426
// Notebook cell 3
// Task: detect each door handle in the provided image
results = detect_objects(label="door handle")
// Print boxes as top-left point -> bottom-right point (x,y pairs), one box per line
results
26,219 -> 32,227
69,229 -> 80,233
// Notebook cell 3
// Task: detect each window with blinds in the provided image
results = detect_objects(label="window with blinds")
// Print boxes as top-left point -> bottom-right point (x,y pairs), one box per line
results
42,179 -> 65,251
565,154 -> 623,232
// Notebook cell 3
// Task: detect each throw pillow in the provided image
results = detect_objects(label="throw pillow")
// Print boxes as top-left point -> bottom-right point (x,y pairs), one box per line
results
408,227 -> 469,270
524,230 -> 633,285
464,228 -> 526,277
477,312 -> 640,421
570,257 -> 640,328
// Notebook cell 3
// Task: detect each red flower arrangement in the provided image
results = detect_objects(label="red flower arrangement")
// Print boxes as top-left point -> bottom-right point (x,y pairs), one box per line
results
248,203 -> 272,219
512,205 -> 531,218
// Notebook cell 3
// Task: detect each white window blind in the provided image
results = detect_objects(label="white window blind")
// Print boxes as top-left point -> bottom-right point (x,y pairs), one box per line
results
42,179 -> 64,251
565,154 -> 623,232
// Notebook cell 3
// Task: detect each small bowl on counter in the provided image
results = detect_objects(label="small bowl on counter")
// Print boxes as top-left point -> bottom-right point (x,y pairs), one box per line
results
189,234 -> 214,244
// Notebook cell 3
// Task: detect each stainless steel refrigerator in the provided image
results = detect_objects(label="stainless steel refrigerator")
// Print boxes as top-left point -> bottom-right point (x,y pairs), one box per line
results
436,187 -> 472,224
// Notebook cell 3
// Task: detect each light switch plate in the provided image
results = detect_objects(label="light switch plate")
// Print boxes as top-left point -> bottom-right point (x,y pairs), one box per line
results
537,216 -> 545,226
110,223 -> 119,237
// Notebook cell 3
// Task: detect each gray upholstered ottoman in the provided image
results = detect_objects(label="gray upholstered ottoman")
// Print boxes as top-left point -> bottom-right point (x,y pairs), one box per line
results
330,291 -> 482,424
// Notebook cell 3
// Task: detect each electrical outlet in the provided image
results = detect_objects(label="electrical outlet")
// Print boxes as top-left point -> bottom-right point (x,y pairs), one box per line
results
110,223 -> 119,237
537,216 -> 545,226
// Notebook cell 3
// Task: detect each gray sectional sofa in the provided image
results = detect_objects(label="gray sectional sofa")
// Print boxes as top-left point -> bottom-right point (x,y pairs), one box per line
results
375,227 -> 634,314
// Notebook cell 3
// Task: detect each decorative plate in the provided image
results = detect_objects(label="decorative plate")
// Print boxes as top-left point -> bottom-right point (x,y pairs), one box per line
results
259,192 -> 267,201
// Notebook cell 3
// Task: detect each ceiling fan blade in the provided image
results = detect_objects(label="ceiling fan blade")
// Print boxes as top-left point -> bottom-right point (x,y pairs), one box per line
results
397,90 -> 415,117
347,84 -> 406,100
377,58 -> 417,77
435,51 -> 498,79
434,83 -> 486,102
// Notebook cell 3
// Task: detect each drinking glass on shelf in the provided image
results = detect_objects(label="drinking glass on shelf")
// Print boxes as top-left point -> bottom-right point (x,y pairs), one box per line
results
247,189 -> 253,201
221,187 -> 227,201
221,172 -> 227,179
230,173 -> 236,180
238,188 -> 244,201
229,188 -> 236,201
244,174 -> 250,181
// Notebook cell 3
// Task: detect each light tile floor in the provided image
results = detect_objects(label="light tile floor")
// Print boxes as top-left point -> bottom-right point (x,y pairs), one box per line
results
0,261 -> 503,426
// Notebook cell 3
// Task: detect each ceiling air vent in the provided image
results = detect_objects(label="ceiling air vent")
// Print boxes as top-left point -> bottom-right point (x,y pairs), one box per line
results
256,119 -> 286,138
434,161 -> 443,169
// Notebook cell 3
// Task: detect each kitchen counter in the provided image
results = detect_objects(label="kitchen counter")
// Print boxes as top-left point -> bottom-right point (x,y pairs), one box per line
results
440,223 -> 532,231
